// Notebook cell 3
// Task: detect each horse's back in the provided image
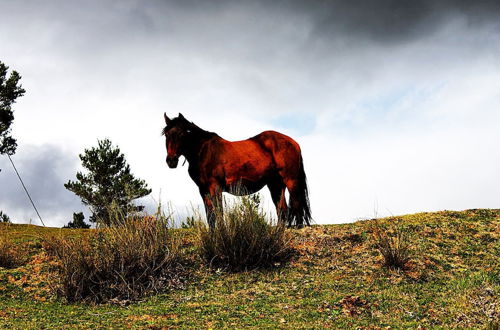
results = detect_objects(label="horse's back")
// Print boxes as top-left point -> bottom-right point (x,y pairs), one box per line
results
251,130 -> 301,153
250,130 -> 302,170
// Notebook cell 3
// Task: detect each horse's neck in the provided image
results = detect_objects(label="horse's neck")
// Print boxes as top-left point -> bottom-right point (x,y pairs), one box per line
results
184,133 -> 219,163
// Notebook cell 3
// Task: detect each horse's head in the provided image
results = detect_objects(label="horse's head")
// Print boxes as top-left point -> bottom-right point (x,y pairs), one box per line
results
162,113 -> 192,168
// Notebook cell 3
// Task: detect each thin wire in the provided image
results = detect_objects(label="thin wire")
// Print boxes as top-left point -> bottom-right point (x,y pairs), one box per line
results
7,154 -> 46,227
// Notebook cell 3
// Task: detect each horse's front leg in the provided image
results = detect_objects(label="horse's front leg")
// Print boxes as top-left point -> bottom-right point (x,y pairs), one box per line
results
200,184 -> 222,229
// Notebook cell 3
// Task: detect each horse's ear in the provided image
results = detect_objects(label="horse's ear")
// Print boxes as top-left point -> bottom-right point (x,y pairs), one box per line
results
164,113 -> 171,125
178,113 -> 185,120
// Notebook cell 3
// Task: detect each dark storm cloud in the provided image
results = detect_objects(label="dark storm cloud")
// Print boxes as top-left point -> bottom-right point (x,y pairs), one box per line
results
4,0 -> 499,74
119,0 -> 500,45
273,0 -> 500,45
4,0 -> 500,51
0,144 -> 82,225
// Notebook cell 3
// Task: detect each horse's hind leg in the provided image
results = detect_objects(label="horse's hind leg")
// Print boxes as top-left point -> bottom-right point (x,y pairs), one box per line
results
268,180 -> 288,224
284,179 -> 303,228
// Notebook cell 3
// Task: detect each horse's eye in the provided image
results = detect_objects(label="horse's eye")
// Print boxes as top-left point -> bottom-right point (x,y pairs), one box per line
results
186,129 -> 191,134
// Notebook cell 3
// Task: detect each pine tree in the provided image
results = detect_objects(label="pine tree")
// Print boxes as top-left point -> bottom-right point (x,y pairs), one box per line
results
0,61 -> 25,156
64,139 -> 152,225
64,212 -> 91,229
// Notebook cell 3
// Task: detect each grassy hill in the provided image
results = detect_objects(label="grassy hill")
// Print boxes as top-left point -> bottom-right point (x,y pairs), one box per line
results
0,209 -> 498,328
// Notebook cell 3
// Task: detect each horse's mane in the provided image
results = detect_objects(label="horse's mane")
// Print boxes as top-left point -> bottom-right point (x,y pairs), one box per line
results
162,116 -> 217,141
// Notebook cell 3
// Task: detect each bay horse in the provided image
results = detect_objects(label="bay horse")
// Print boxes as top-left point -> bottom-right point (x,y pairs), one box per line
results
162,113 -> 311,228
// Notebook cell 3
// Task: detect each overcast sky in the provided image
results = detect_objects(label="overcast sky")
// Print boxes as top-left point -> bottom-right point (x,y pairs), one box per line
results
1,0 -> 499,227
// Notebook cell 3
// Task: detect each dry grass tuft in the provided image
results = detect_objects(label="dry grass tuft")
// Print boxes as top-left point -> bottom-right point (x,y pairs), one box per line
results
371,218 -> 412,270
44,212 -> 185,304
197,194 -> 293,271
0,235 -> 28,269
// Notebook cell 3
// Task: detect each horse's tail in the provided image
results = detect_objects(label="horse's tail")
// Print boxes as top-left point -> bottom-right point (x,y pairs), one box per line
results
289,154 -> 312,227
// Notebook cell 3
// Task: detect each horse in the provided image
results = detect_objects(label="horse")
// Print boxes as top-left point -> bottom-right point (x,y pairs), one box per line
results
162,113 -> 311,228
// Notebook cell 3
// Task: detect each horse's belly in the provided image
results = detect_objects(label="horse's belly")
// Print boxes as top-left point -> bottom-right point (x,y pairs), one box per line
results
218,141 -> 275,194
223,161 -> 272,195
224,178 -> 267,195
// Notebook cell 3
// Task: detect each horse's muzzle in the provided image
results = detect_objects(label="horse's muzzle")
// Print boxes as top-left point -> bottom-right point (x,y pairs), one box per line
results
166,156 -> 179,168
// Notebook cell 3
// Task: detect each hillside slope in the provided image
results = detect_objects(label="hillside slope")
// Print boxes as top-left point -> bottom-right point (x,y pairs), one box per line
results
0,209 -> 499,328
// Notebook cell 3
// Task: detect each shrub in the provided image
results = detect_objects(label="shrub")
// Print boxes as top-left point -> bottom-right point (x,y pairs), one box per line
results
0,210 -> 11,223
197,193 -> 293,271
371,218 -> 412,270
0,236 -> 26,268
63,212 -> 91,229
45,212 -> 184,303
181,215 -> 197,229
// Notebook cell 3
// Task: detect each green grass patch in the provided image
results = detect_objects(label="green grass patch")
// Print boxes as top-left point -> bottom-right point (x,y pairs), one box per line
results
0,209 -> 499,328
